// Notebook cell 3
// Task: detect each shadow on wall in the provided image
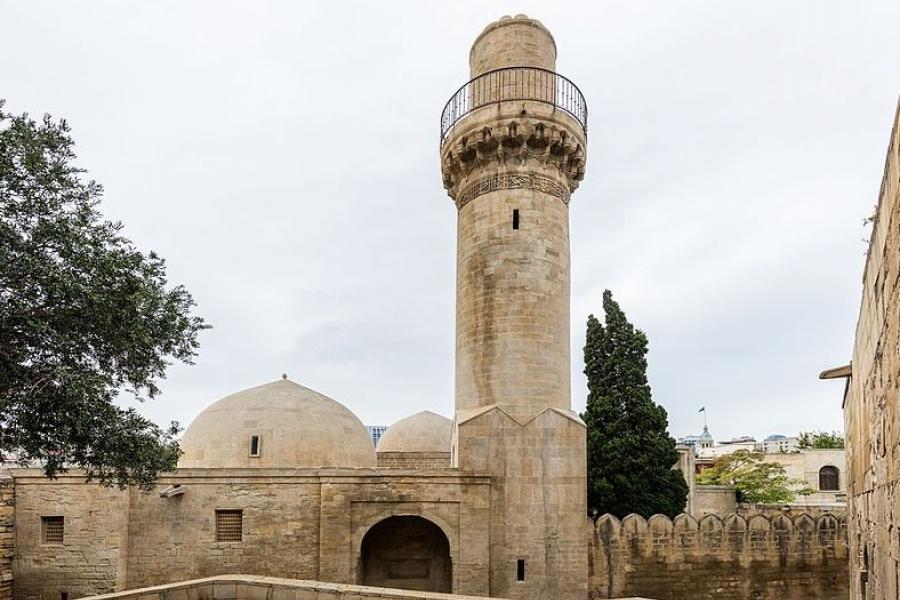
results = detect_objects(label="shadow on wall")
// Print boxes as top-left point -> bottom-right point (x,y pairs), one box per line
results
587,512 -> 849,600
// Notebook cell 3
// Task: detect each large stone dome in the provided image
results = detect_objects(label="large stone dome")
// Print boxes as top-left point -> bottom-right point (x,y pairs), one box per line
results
376,411 -> 452,453
179,378 -> 376,468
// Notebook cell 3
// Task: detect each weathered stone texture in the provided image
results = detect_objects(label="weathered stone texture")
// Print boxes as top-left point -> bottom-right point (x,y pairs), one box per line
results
12,480 -> 129,600
588,512 -> 849,600
456,408 -> 587,599
10,470 -> 491,600
454,187 -> 572,422
845,98 -> 900,600
0,477 -> 14,600
375,453 -> 451,469
468,15 -> 555,78
692,485 -> 737,517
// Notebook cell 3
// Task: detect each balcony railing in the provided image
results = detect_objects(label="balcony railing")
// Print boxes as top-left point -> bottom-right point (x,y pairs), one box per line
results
440,66 -> 587,143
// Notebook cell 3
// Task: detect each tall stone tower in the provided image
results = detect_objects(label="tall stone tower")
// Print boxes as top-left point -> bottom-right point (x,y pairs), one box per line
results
439,15 -> 588,600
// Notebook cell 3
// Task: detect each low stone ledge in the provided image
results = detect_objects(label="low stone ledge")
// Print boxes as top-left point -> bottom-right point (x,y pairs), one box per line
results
76,575 -> 507,600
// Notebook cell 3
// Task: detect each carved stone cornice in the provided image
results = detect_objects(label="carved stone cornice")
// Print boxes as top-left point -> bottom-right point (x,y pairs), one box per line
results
440,117 -> 585,207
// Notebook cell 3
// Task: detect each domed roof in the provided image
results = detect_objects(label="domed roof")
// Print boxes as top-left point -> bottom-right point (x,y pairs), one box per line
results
376,411 -> 452,453
179,378 -> 376,468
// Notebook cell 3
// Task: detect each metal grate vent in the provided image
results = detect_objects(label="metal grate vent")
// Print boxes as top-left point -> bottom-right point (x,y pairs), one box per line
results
42,516 -> 64,544
215,510 -> 242,542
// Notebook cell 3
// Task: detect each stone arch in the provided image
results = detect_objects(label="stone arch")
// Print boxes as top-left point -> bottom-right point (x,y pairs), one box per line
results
357,515 -> 452,593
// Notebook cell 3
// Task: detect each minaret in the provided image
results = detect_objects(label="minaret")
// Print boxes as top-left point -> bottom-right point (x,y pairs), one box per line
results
439,15 -> 588,599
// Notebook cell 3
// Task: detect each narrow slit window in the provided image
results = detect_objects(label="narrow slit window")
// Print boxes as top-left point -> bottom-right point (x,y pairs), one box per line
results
516,559 -> 526,582
512,209 -> 520,230
61,593 -> 68,600
41,516 -> 64,544
249,435 -> 260,457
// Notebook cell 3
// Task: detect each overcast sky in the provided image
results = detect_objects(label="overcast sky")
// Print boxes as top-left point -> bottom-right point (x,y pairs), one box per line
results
4,1 -> 899,442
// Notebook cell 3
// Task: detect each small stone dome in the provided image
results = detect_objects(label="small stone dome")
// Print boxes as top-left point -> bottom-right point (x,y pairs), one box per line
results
376,411 -> 452,453
179,378 -> 375,468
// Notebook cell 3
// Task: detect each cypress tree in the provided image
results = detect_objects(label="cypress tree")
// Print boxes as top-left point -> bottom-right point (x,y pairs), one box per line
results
581,290 -> 688,518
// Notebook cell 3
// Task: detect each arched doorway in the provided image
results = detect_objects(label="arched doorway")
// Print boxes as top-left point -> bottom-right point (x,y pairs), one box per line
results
358,516 -> 452,593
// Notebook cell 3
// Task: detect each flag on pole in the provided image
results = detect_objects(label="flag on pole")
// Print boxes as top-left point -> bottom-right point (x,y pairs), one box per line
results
698,407 -> 705,412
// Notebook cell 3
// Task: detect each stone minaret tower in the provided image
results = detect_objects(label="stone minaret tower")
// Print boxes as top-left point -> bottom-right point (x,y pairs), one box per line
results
439,15 -> 588,600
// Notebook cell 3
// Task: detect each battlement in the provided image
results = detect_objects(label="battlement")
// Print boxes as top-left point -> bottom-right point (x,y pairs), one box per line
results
587,511 -> 849,600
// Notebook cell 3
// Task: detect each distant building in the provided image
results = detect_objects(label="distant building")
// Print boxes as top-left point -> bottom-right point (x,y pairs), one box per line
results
757,434 -> 799,454
769,449 -> 846,506
677,425 -> 714,452
697,437 -> 757,459
366,425 -> 388,447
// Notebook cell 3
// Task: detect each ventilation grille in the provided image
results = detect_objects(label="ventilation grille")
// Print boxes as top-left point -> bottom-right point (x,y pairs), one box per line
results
215,510 -> 242,542
42,516 -> 64,544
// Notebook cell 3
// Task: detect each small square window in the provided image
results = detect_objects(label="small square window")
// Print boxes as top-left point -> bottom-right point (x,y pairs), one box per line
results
41,516 -> 64,544
249,435 -> 261,457
215,510 -> 242,542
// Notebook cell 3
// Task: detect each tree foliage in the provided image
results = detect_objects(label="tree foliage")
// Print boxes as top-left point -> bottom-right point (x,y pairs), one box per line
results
797,430 -> 844,450
0,102 -> 208,490
696,450 -> 815,504
581,290 -> 688,519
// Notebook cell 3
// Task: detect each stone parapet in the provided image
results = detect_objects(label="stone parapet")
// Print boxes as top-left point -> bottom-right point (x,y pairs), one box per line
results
588,511 -> 849,600
77,575 -> 507,600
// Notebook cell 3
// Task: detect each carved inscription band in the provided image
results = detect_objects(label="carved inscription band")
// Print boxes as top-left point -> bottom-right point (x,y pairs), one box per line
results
456,173 -> 571,210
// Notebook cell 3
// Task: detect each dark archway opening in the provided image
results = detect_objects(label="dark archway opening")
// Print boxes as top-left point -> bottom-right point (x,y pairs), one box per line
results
819,465 -> 840,491
359,516 -> 452,593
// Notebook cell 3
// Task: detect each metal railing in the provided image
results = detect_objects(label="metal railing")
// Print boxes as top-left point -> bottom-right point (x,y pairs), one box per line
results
440,66 -> 587,143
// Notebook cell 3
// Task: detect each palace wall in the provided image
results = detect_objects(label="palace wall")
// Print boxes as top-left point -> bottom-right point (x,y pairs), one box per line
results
0,478 -> 14,600
10,470 -> 491,600
587,512 -> 849,600
845,98 -> 900,600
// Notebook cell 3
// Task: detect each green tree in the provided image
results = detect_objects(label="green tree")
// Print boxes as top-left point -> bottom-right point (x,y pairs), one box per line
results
581,290 -> 688,518
696,450 -> 815,504
797,430 -> 844,450
0,102 -> 208,490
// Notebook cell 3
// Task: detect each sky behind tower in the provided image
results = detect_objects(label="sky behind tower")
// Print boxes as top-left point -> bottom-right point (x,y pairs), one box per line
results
3,1 -> 899,442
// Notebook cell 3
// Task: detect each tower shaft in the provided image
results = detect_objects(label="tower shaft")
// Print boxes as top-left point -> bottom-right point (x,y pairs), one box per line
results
439,15 -> 589,600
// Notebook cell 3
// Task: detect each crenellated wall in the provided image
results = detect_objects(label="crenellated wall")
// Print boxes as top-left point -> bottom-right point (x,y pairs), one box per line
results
587,512 -> 849,600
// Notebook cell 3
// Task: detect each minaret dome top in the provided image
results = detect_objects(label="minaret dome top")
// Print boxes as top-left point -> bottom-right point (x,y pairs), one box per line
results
469,14 -> 557,78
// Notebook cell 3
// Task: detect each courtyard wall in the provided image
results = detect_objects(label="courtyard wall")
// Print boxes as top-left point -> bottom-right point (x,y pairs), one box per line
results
0,478 -> 14,600
844,98 -> 900,600
10,469 -> 491,600
587,511 -> 849,600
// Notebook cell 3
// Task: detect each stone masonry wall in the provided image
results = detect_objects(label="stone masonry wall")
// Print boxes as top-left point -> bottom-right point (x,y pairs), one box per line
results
844,98 -> 900,600
0,477 -> 14,600
10,469 -> 491,600
587,512 -> 849,600
13,480 -> 130,600
375,453 -> 451,469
